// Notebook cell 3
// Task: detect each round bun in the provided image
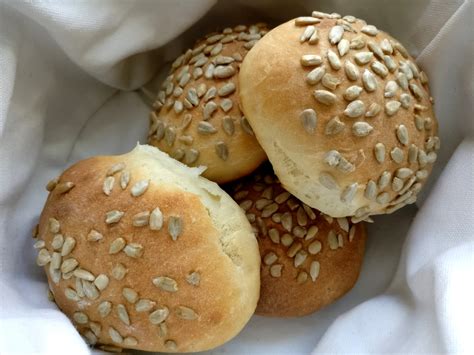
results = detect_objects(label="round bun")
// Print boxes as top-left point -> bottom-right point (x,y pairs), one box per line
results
239,12 -> 439,220
148,24 -> 268,184
226,165 -> 366,317
34,145 -> 260,353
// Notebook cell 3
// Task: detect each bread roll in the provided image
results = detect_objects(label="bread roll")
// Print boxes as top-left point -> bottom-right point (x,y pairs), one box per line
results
148,24 -> 268,184
239,12 -> 439,220
226,165 -> 366,317
33,145 -> 260,352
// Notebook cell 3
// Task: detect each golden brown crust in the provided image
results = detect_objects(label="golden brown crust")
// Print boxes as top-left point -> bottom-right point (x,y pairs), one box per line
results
226,164 -> 366,317
148,24 -> 268,184
239,13 -> 439,219
35,145 -> 260,352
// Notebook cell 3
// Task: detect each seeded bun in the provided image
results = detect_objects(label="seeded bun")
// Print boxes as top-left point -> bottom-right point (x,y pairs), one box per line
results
148,24 -> 268,184
239,12 -> 439,220
226,165 -> 366,317
33,144 -> 260,353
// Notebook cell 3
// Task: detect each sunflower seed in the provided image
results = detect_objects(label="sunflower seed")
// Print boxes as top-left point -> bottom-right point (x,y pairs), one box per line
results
397,72 -> 409,91
55,182 -> 75,194
420,71 -> 429,84
241,116 -> 254,135
295,16 -> 321,26
352,122 -> 373,137
304,225 -> 318,241
363,103 -> 380,118
361,25 -> 378,36
154,121 -> 165,141
309,28 -> 320,44
73,312 -> 88,324
297,271 -> 308,284
409,83 -> 424,101
294,207 -> 307,227
287,198 -> 299,211
73,268 -> 94,281
354,51 -> 373,65
74,278 -> 84,297
265,229 -> 279,245
301,54 -> 322,67
371,60 -> 388,77
425,117 -> 434,130
197,121 -> 217,135
311,10 -> 330,18
179,135 -> 194,146
306,67 -> 325,85
336,217 -> 349,233
203,87 -> 216,102
396,125 -> 409,145
165,340 -> 177,351
314,90 -> 337,105
281,234 -> 293,247
293,226 -> 306,239
300,25 -> 315,42
131,180 -> 149,197
362,69 -> 377,92
239,200 -> 253,211
384,80 -> 398,98
287,242 -> 302,258
220,98 -> 233,112
206,33 -> 224,44
50,252 -> 61,270
343,85 -> 362,101
294,250 -> 308,268
131,211 -> 149,227
319,171 -> 339,190
218,117 -> 234,137
119,287 -> 138,305
257,217 -> 268,237
328,230 -> 339,250
174,306 -> 198,321
341,183 -> 358,203
400,61 -> 413,80
50,268 -> 61,283
329,25 -> 344,44
149,307 -> 169,324
88,322 -> 101,337
375,191 -> 390,204
337,39 -> 350,56
94,274 -> 109,291
33,240 -> 45,249
324,150 -> 341,168
65,287 -> 80,301
390,147 -> 404,164
121,337 -> 138,347
46,177 -> 59,191
49,218 -> 60,233
350,36 -> 366,49
183,149 -> 199,165
82,280 -> 100,300
255,199 -> 271,211
321,73 -> 341,91
398,176 -> 417,195
217,82 -> 236,97
263,252 -> 278,266
109,238 -> 126,254
153,276 -> 178,292
327,50 -> 341,70
87,229 -> 103,242
124,243 -> 143,258
173,100 -> 183,114
277,213 -> 291,233
416,169 -> 428,180
382,56 -> 396,73
210,43 -> 223,56
415,115 -> 424,131
376,173 -> 390,191
110,264 -> 127,281
385,101 -> 401,116
51,234 -> 64,250
178,72 -> 191,88
268,264 -> 282,278
213,65 -> 236,79
204,63 -> 215,79
363,180 -> 377,201
297,108 -> 318,134
60,258 -> 78,273
215,55 -> 235,65
213,141 -> 228,161
392,177 -> 404,192
344,100 -> 365,118
109,327 -> 123,344
195,84 -> 207,99
406,144 -> 419,164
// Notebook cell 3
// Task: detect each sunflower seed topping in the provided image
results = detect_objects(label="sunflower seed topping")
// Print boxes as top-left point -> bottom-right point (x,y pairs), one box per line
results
341,183 -> 358,203
361,25 -> 378,36
325,116 -> 345,135
297,271 -> 308,284
218,82 -> 236,97
64,287 -> 80,301
364,180 -> 378,200
309,28 -> 320,44
255,199 -> 271,210
287,242 -> 302,258
222,116 -> 235,136
350,36 -> 366,49
50,252 -> 61,270
60,258 -> 78,273
391,147 -> 405,163
263,252 -> 278,266
108,327 -> 123,344
153,276 -> 178,292
219,99 -> 233,112
409,83 -> 424,101
281,212 -> 293,232
46,177 -> 59,191
124,243 -> 143,258
51,234 -> 64,250
87,229 -> 103,242
262,203 -> 278,218
197,121 -> 217,135
203,101 -> 218,119
295,17 -> 321,26
371,60 -> 388,77
383,55 -> 397,73
376,192 -> 390,204
343,85 -> 363,101
352,122 -> 373,137
73,268 -> 95,281
344,100 -> 365,118
294,250 -> 308,268
82,280 -> 100,300
300,25 -> 315,42
241,116 -> 254,135
415,115 -> 425,131
306,67 -> 326,85
49,218 -> 60,233
55,182 -> 75,194
327,50 -> 341,70
397,72 -> 409,91
396,125 -> 409,145
300,109 -> 317,134
384,81 -> 398,98
378,171 -> 391,189
94,274 -> 109,291
362,69 -> 377,92
354,51 -> 373,65
328,230 -> 339,250
319,172 -> 339,190
392,177 -> 404,192
329,25 -> 344,44
281,234 -> 293,247
132,211 -> 149,227
149,307 -> 169,324
109,237 -> 126,254
33,240 -> 45,249
213,65 -> 236,79
272,192 -> 288,205
215,141 -> 229,161
301,54 -> 322,67
203,86 -> 216,102
337,39 -> 350,56
73,312 -> 88,324
314,90 -> 337,105
322,73 -> 342,90
365,103 -> 381,117
385,100 -> 401,116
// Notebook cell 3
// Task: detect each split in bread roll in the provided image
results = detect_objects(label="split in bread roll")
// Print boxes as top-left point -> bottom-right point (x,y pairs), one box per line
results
148,24 -> 269,184
239,11 -> 439,220
33,144 -> 260,353
226,165 -> 366,317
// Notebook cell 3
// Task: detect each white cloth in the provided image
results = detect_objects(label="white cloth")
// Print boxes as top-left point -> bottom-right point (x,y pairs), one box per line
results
0,1 -> 472,354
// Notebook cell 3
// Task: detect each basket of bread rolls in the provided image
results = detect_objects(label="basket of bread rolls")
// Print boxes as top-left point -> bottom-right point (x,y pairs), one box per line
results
32,10 -> 439,353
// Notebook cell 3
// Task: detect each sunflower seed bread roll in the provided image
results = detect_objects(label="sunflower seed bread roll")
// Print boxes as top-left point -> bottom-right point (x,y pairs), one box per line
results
33,144 -> 260,353
227,165 -> 366,317
239,11 -> 439,220
148,23 -> 268,184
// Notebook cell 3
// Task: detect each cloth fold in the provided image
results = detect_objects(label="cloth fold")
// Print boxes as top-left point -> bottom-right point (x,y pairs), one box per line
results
0,0 -> 472,354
